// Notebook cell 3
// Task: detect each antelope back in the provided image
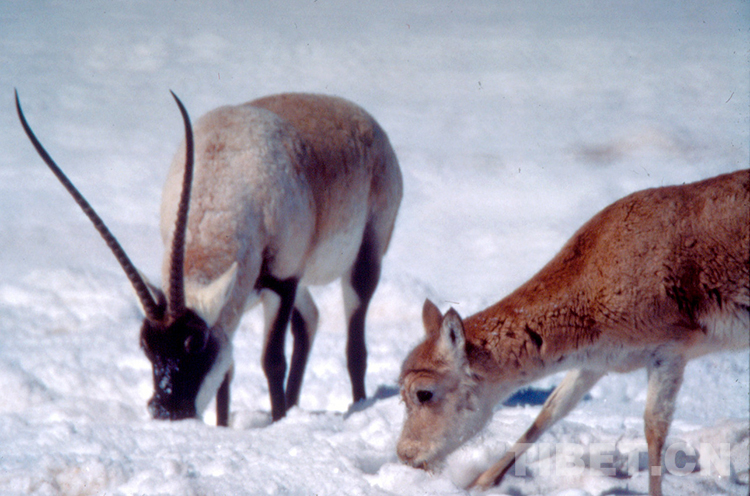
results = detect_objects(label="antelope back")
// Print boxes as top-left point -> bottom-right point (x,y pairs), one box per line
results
250,93 -> 403,281
462,168 -> 750,363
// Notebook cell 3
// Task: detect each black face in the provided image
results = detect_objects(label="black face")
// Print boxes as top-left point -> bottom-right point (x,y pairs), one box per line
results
139,309 -> 219,421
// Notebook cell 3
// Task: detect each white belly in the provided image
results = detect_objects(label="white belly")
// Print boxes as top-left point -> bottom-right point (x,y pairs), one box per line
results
300,223 -> 365,287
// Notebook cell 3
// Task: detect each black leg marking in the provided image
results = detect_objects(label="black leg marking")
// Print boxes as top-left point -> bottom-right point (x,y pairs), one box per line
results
216,368 -> 232,427
284,308 -> 310,409
258,268 -> 298,422
347,225 -> 381,403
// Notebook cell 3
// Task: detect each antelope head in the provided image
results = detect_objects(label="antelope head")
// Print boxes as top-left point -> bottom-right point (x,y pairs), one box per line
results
15,90 -> 226,422
397,300 -> 497,469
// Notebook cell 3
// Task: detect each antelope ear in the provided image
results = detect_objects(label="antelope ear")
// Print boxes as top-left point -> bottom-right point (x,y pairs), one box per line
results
137,270 -> 166,316
422,299 -> 443,339
436,308 -> 467,364
186,262 -> 239,327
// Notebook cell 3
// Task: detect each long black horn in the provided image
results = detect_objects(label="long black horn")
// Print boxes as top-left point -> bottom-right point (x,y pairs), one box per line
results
15,89 -> 163,322
166,91 -> 194,320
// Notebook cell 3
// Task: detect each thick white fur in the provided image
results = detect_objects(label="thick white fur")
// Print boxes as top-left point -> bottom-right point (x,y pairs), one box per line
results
185,262 -> 238,327
160,103 -> 316,326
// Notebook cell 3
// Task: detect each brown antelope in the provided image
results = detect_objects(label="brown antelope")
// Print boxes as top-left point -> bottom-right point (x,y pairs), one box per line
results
16,90 -> 402,426
397,169 -> 749,496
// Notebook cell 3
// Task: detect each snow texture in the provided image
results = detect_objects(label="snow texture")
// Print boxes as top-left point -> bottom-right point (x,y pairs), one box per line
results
1,1 -> 748,495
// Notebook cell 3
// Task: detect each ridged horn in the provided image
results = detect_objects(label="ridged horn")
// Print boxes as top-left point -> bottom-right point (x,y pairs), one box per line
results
15,89 -> 163,322
166,91 -> 194,320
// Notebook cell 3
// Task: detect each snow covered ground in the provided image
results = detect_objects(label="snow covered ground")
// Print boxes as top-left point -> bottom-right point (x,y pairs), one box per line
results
1,1 -> 748,495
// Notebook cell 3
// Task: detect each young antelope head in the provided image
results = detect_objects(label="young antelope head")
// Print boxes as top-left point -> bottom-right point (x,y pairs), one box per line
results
397,300 -> 496,469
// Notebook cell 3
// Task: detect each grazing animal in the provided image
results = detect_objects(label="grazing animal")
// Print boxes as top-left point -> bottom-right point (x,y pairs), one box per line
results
16,90 -> 402,425
397,170 -> 749,496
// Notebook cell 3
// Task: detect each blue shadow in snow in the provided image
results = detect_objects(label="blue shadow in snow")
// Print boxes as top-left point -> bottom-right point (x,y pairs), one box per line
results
344,385 -> 400,418
503,386 -> 592,407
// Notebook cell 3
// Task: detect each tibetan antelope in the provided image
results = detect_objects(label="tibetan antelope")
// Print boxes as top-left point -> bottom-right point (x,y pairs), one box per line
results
397,170 -> 749,496
16,90 -> 402,425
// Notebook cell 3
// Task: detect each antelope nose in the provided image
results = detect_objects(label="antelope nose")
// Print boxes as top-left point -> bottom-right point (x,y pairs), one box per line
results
396,441 -> 417,465
397,439 -> 431,470
148,396 -> 170,420
147,396 -> 196,421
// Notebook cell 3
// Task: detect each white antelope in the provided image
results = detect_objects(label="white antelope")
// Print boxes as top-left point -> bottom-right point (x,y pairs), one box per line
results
397,170 -> 749,496
16,90 -> 402,425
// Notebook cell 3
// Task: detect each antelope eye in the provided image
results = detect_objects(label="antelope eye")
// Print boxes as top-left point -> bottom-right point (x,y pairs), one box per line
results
416,390 -> 433,404
184,332 -> 206,353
